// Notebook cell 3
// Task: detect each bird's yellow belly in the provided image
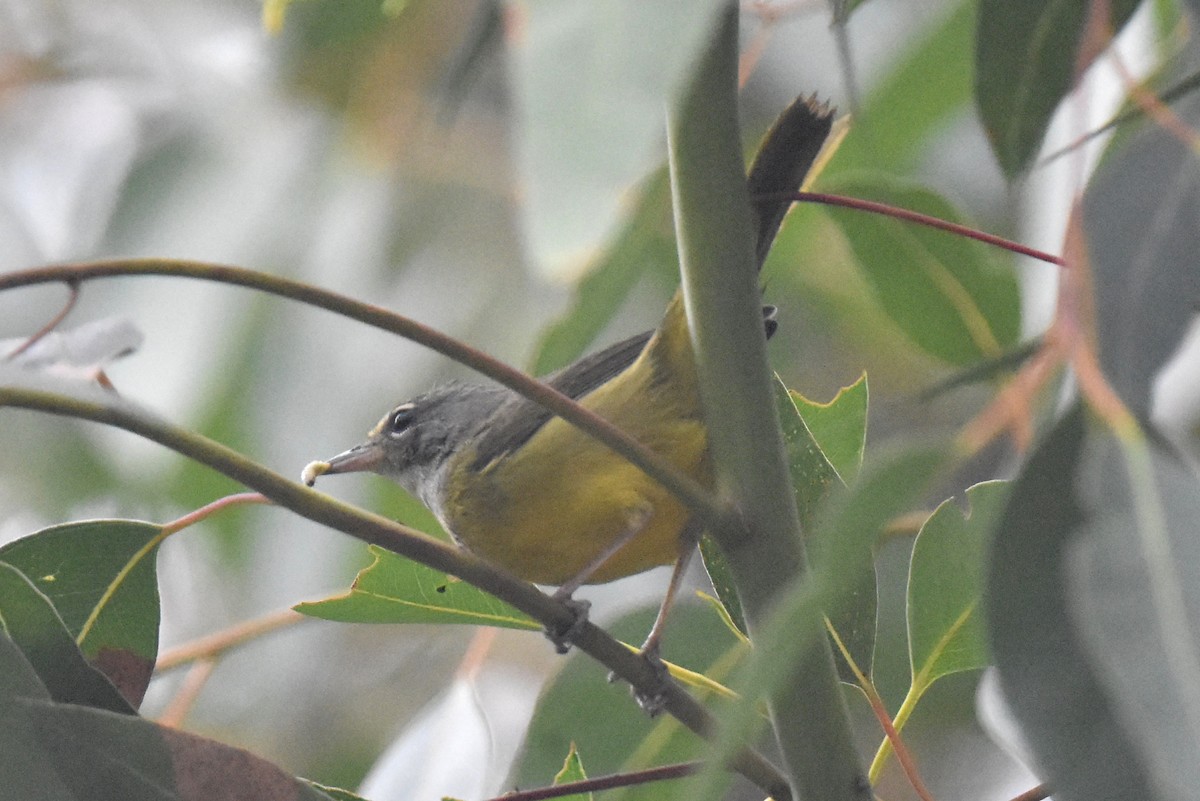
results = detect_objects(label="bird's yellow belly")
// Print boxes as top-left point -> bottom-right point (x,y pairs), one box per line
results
441,415 -> 709,586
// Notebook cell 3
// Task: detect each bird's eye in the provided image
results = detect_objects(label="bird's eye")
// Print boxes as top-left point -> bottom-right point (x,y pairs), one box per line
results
386,404 -> 416,436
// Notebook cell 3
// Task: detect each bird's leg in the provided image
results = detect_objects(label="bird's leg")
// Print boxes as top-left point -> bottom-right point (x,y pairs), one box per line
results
628,518 -> 702,715
640,520 -> 701,659
545,506 -> 653,654
551,505 -> 653,602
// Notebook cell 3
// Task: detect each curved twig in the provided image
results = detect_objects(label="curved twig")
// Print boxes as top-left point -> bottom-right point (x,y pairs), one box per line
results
0,260 -> 727,532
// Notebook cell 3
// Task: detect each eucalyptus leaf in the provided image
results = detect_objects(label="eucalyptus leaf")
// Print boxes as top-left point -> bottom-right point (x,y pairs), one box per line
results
553,742 -> 591,799
774,378 -> 840,529
764,0 -> 979,369
779,377 -> 875,681
975,0 -> 1142,176
0,562 -> 135,716
696,534 -> 746,638
821,176 -> 1020,365
1069,430 -> 1200,801
1083,87 -> 1200,418
700,375 -> 872,679
870,480 -> 1004,776
21,697 -> 336,801
687,443 -> 946,801
0,519 -> 164,707
824,0 -> 975,176
294,545 -> 539,630
908,481 -> 1004,689
0,632 -> 69,800
790,373 -> 868,485
987,406 -> 1157,801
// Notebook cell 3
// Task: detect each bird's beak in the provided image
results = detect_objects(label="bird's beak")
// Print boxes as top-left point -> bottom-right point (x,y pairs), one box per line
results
302,441 -> 384,486
323,441 -> 385,475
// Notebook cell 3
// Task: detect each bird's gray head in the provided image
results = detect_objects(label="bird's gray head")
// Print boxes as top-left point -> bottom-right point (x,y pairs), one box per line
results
315,382 -> 509,510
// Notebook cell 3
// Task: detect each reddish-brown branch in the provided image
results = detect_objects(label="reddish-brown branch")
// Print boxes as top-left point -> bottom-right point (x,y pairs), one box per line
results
160,492 -> 271,536
156,609 -> 306,672
3,280 -> 79,360
157,658 -> 217,728
784,191 -> 1065,266
484,761 -> 702,801
1008,783 -> 1050,801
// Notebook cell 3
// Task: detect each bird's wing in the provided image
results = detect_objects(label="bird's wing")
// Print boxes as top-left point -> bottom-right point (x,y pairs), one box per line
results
467,329 -> 654,471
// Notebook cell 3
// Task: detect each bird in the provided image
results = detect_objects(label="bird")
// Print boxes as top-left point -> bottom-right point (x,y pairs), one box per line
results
303,95 -> 834,660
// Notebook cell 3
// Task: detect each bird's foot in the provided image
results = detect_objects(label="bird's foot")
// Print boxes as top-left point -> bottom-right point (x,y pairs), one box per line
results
608,644 -> 671,717
545,596 -> 591,655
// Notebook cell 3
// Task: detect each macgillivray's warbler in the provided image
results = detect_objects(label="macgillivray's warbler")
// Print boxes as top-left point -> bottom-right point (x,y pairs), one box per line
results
302,95 -> 834,659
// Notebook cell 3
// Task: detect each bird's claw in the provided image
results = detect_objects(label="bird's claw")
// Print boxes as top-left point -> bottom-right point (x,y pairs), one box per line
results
632,647 -> 671,716
545,597 -> 591,655
608,646 -> 671,717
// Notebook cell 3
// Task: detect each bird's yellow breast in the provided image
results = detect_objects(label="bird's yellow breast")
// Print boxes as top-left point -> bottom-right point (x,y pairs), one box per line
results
439,294 -> 710,586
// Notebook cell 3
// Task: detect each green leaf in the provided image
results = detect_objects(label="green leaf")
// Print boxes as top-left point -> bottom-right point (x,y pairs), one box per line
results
695,591 -> 749,645
0,519 -> 164,708
774,377 -> 840,528
825,0 -> 976,176
907,481 -> 1004,688
1068,426 -> 1200,796
874,480 -> 1006,774
553,743 -> 592,800
696,534 -> 746,639
790,373 -> 868,484
987,406 -> 1157,800
975,0 -> 1142,177
1083,85 -> 1200,417
0,632 -> 69,800
702,376 -> 875,678
0,630 -> 49,700
808,444 -> 947,633
510,1 -> 726,278
822,176 -> 1021,365
0,562 -> 135,715
778,377 -> 874,681
762,1 -> 979,375
294,545 -> 539,630
19,696 -> 336,801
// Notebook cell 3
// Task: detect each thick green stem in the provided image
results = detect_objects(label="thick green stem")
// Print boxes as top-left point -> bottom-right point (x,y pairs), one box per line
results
666,7 -> 869,800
